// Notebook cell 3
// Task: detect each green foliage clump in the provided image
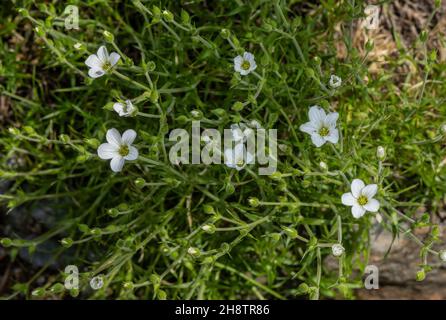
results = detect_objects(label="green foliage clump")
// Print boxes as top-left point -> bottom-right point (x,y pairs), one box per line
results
0,0 -> 445,299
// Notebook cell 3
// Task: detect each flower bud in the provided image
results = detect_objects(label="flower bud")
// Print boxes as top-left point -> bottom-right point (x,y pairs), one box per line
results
73,42 -> 85,51
376,146 -> 386,160
60,238 -> 73,248
123,282 -> 134,290
439,250 -> 446,262
203,204 -> 216,215
162,10 -> 174,22
232,101 -> 244,112
220,28 -> 230,39
1,238 -> 12,247
187,247 -> 200,257
190,109 -> 203,120
134,177 -> 146,189
319,161 -> 328,171
17,8 -> 29,16
34,26 -> 45,37
365,39 -> 374,51
32,288 -> 46,297
50,283 -> 65,294
59,134 -> 70,143
282,226 -> 298,239
103,30 -> 114,43
416,269 -> 426,281
201,224 -> 216,234
180,9 -> 190,24
248,197 -> 260,207
331,244 -> 345,257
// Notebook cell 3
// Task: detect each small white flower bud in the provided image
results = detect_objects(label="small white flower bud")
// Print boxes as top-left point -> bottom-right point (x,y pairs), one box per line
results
74,42 -> 85,51
187,247 -> 200,257
201,224 -> 216,234
441,124 -> 446,134
332,244 -> 345,257
376,146 -> 386,160
439,250 -> 446,262
319,161 -> 328,171
249,120 -> 262,129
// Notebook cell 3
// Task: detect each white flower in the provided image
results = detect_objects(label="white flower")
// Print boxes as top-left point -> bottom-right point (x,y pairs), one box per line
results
329,74 -> 342,88
230,123 -> 254,143
299,106 -> 339,147
341,179 -> 380,218
89,275 -> 104,290
234,52 -> 257,75
332,244 -> 345,257
224,143 -> 254,171
113,99 -> 136,117
439,250 -> 446,262
97,128 -> 138,172
85,45 -> 120,78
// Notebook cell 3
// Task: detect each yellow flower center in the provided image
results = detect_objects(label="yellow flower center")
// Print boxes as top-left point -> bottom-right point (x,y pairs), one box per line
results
119,145 -> 129,156
319,127 -> 330,137
237,159 -> 244,166
102,61 -> 112,71
357,195 -> 368,206
241,60 -> 251,70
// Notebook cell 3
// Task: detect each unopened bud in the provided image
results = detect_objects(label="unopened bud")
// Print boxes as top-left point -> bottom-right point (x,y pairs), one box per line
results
376,146 -> 386,160
248,197 -> 260,207
331,244 -> 345,257
103,30 -> 114,43
439,250 -> 446,262
187,247 -> 200,257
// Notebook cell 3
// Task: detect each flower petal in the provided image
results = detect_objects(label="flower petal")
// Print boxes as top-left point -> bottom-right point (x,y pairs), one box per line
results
233,56 -> 243,72
325,128 -> 339,144
97,46 -> 109,62
122,129 -> 137,145
234,143 -> 245,157
113,103 -> 124,115
308,106 -> 326,124
351,205 -> 366,218
106,128 -> 122,146
351,179 -> 365,198
243,52 -> 254,61
361,184 -> 378,198
88,68 -> 105,78
85,54 -> 101,68
299,122 -> 317,134
341,192 -> 356,206
97,143 -> 118,159
110,156 -> 125,172
109,52 -> 121,67
246,151 -> 255,164
124,146 -> 139,161
249,61 -> 257,72
310,134 -> 326,147
363,198 -> 380,212
325,112 -> 339,127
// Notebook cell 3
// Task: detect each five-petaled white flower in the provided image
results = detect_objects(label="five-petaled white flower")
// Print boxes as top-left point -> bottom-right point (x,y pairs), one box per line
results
97,128 -> 138,172
113,99 -> 136,117
230,123 -> 254,143
85,46 -> 120,78
299,106 -> 339,147
224,143 -> 254,171
234,52 -> 257,75
329,74 -> 342,88
341,179 -> 380,218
